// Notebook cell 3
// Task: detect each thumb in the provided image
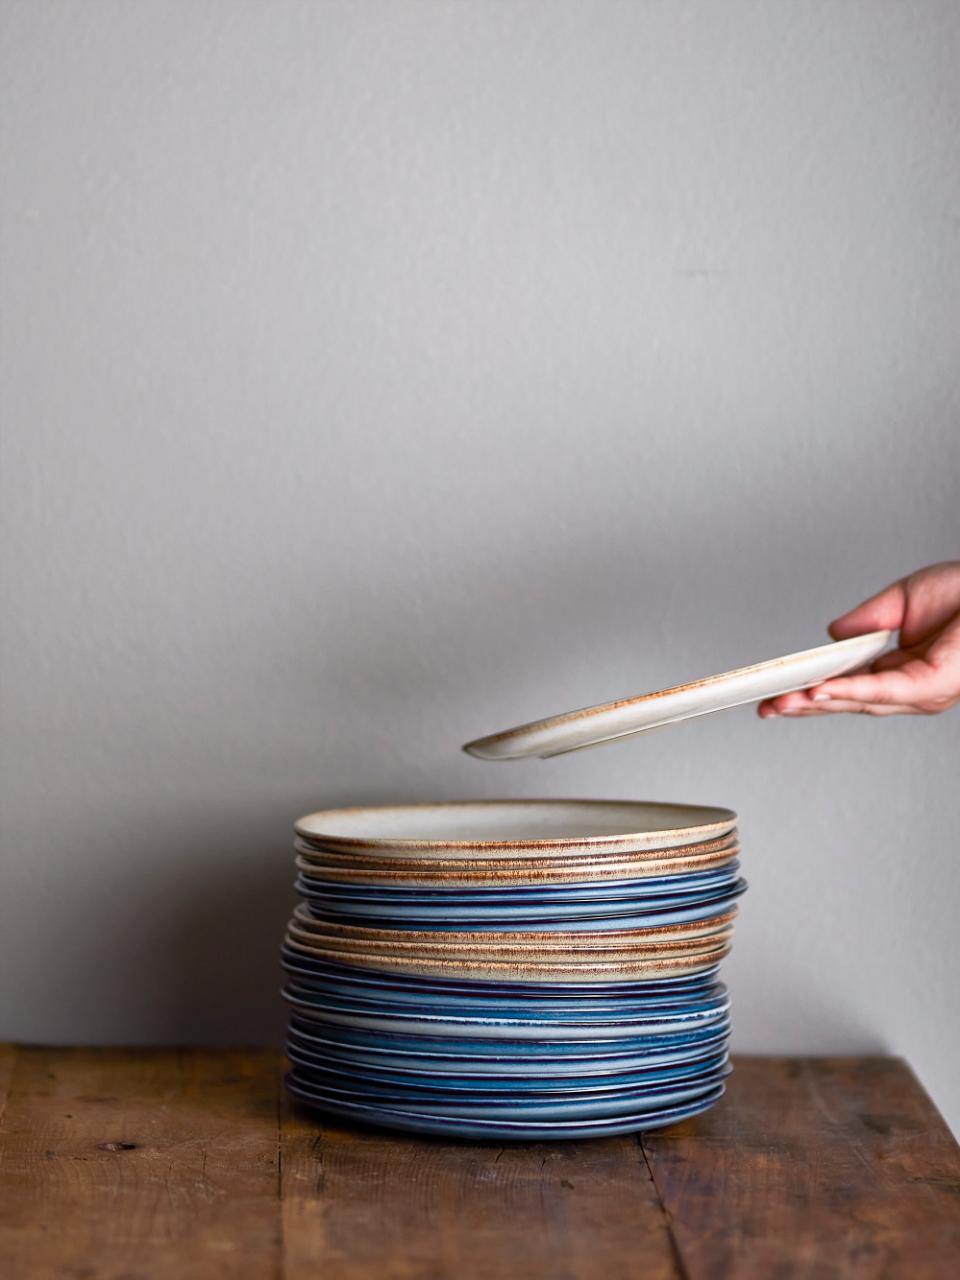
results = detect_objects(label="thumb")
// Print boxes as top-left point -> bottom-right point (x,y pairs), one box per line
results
827,579 -> 907,640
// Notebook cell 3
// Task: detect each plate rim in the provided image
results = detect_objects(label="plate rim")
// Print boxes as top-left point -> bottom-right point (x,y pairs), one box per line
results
463,630 -> 891,759
295,798 -> 737,852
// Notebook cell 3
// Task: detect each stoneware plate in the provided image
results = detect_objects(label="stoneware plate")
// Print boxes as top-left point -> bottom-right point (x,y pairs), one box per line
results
463,630 -> 891,759
289,901 -> 739,943
285,1076 -> 726,1139
283,975 -> 729,1015
285,1064 -> 730,1120
294,845 -> 740,888
279,949 -> 722,996
294,879 -> 745,923
295,800 -> 737,858
285,1044 -> 730,1091
280,945 -> 731,982
286,1016 -> 732,1065
294,861 -> 740,902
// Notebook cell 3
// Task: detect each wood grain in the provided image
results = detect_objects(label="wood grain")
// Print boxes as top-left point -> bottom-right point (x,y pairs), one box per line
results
1,1049 -> 958,1279
0,1047 -> 281,1279
280,1101 -> 678,1280
642,1056 -> 960,1280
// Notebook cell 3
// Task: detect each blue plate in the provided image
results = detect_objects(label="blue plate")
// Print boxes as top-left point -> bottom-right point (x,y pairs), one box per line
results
287,1021 -> 731,1075
286,1014 -> 732,1059
299,882 -> 746,931
282,996 -> 730,1040
283,972 -> 728,1014
296,868 -> 741,912
286,1063 -> 730,1120
285,1045 -> 729,1092
285,1076 -> 726,1139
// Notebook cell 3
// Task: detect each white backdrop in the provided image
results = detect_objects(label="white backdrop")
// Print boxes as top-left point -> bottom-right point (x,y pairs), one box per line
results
2,1 -> 959,1132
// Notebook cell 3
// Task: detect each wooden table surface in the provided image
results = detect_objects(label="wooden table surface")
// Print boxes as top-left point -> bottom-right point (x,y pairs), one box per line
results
1,1048 -> 958,1279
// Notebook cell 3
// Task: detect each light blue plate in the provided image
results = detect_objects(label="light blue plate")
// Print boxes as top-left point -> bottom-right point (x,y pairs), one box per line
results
281,986 -> 731,1038
285,1076 -> 726,1139
283,972 -> 728,1014
299,883 -> 745,931
285,1045 -> 730,1093
287,1021 -> 732,1076
286,1063 -> 730,1120
296,866 -> 741,911
286,1014 -> 732,1061
296,880 -> 746,924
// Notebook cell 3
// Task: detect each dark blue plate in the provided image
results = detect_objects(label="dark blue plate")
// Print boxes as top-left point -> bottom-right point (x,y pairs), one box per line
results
286,1029 -> 732,1078
286,1014 -> 732,1058
298,882 -> 746,931
282,972 -> 728,1014
281,984 -> 730,1026
285,1076 -> 726,1139
285,1062 -> 731,1120
296,870 -> 742,911
285,1045 -> 729,1093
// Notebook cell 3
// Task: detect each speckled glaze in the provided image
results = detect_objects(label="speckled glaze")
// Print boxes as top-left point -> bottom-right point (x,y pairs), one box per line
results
283,799 -> 746,1135
281,944 -> 731,982
293,846 -> 740,887
289,901 -> 739,944
463,632 -> 891,759
295,800 -> 737,857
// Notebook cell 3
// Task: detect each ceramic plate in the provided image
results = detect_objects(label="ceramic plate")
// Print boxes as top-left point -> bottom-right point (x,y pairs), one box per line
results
285,1076 -> 725,1138
286,1064 -> 730,1120
281,946 -> 730,982
285,1045 -> 730,1091
283,975 -> 728,1014
279,949 -> 722,996
294,879 -> 744,923
286,1016 -> 732,1065
294,861 -> 740,901
295,846 -> 740,888
295,800 -> 736,857
463,631 -> 891,759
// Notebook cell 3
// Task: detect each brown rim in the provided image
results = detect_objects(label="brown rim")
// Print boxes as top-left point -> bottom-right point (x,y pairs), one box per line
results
294,799 -> 737,853
294,849 -> 740,889
281,943 -> 730,980
289,903 -> 738,944
294,830 -> 739,867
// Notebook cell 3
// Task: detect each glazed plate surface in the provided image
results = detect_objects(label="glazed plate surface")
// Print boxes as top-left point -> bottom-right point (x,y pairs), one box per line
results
463,631 -> 890,758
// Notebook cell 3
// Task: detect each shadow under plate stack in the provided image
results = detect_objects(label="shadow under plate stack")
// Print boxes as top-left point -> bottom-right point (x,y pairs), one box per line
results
282,800 -> 745,1140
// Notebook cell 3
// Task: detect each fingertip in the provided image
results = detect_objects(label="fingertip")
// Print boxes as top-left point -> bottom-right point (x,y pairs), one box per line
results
827,615 -> 863,641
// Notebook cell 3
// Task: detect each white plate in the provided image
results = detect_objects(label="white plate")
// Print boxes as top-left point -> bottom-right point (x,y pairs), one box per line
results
295,800 -> 736,857
463,631 -> 891,760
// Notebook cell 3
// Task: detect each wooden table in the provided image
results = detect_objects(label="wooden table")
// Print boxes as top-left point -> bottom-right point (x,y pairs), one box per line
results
1,1048 -> 958,1278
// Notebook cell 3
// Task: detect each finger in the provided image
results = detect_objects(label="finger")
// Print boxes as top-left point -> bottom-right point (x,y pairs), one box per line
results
778,700 -> 923,717
871,648 -> 915,672
827,579 -> 907,640
811,657 -> 944,706
760,689 -> 821,715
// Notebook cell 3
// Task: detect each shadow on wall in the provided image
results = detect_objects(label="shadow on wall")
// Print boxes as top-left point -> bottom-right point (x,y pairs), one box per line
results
38,788 -> 477,1048
13,524 -> 780,1047
14,486 -> 908,1049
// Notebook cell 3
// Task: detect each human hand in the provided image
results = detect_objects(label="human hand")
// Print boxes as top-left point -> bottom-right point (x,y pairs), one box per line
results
758,561 -> 960,718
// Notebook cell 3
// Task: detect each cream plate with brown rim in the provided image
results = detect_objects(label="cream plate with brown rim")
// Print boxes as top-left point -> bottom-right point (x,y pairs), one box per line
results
463,631 -> 891,760
295,800 -> 736,858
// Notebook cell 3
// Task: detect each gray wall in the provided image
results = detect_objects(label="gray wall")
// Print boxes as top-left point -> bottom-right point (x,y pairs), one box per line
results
2,1 -> 959,1131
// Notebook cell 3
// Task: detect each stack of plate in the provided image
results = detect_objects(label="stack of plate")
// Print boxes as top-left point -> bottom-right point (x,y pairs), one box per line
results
282,800 -> 745,1140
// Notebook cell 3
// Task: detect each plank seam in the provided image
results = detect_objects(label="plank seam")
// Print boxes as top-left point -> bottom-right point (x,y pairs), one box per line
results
638,1134 -> 689,1280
